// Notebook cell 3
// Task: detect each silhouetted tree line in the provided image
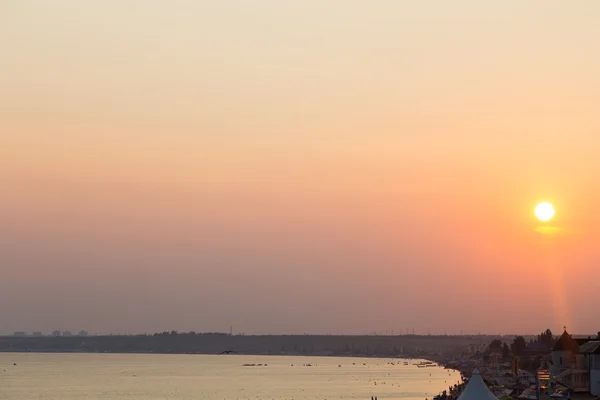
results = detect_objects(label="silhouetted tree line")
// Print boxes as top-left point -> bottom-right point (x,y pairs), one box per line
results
488,339 -> 502,351
502,342 -> 510,358
488,329 -> 555,357
0,333 -> 484,358
483,328 -> 557,368
511,336 -> 527,355
532,329 -> 555,349
486,339 -> 510,359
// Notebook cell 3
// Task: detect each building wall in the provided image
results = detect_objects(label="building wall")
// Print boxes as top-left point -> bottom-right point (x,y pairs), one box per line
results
591,355 -> 600,396
575,354 -> 586,369
590,370 -> 600,396
571,370 -> 589,393
551,350 -> 573,380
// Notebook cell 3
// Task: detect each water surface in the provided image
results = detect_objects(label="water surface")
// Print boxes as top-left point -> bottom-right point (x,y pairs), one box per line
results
0,353 -> 460,400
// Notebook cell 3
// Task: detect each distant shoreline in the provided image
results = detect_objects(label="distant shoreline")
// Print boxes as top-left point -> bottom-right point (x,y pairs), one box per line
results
0,349 -> 436,361
0,350 -> 427,359
0,334 -> 485,360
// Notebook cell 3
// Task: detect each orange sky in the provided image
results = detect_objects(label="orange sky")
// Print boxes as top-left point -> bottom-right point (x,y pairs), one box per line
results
1,1 -> 600,335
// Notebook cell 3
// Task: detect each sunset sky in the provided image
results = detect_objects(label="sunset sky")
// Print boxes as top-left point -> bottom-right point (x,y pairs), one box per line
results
2,1 -> 600,335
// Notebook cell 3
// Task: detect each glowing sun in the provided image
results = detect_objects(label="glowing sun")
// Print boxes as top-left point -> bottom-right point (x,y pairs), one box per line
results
535,202 -> 555,222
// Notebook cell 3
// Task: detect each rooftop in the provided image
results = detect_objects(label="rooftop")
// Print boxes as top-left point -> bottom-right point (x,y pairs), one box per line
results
578,341 -> 600,355
458,369 -> 498,400
553,331 -> 580,352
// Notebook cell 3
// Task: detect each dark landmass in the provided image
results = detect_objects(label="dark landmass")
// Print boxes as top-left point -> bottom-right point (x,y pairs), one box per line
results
0,332 -> 504,359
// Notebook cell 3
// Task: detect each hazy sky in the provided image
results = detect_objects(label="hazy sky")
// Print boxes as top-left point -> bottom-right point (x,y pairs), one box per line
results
2,1 -> 600,335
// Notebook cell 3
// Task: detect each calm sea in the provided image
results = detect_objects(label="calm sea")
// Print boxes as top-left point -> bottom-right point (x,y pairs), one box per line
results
0,353 -> 460,400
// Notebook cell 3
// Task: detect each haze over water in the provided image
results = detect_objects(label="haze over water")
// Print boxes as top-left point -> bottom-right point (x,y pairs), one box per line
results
0,354 -> 459,400
2,1 -> 600,335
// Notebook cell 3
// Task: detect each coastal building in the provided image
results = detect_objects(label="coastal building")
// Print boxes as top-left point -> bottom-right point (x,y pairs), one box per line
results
13,331 -> 26,337
549,329 -> 599,395
457,369 -> 498,400
577,340 -> 600,396
51,330 -> 61,337
550,330 -> 579,380
32,331 -> 43,337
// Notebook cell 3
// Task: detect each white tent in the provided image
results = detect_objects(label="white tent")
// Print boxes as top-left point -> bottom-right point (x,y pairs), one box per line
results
458,369 -> 499,400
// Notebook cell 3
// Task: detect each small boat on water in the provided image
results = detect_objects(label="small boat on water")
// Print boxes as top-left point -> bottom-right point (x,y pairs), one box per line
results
416,361 -> 436,368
